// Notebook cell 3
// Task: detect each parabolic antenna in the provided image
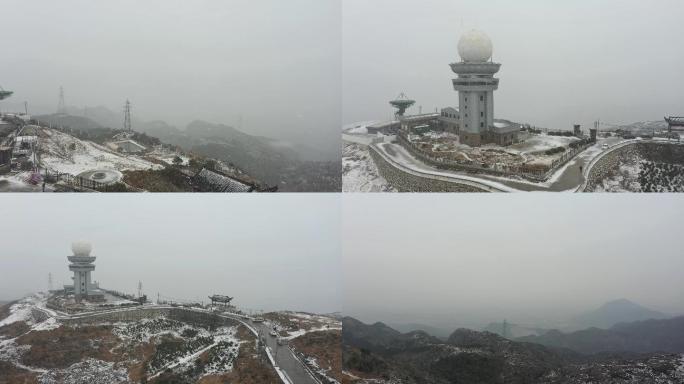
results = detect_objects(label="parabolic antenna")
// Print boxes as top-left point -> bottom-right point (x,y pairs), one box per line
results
390,93 -> 416,116
0,86 -> 12,101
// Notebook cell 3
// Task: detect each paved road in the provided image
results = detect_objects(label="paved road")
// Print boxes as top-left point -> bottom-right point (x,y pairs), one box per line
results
376,136 -> 626,192
250,320 -> 319,384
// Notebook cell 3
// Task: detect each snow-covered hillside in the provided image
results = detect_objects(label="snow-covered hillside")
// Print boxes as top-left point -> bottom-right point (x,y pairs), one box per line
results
40,128 -> 162,175
342,143 -> 396,192
0,294 -> 253,384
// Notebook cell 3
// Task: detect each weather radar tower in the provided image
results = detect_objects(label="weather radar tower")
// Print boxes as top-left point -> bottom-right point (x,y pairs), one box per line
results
68,241 -> 97,301
450,30 -> 501,147
390,93 -> 416,118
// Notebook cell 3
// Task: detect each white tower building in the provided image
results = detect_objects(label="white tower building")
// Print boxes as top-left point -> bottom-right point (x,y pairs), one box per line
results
68,241 -> 97,300
450,30 -> 501,147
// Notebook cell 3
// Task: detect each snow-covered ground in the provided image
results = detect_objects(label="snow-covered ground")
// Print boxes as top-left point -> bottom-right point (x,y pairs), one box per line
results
0,294 -> 243,383
39,128 -> 162,175
0,172 -> 52,192
342,143 -> 396,192
0,293 -> 59,332
267,311 -> 341,340
38,359 -> 130,384
593,162 -> 642,192
509,134 -> 580,154
304,356 -> 341,384
342,120 -> 379,135
147,147 -> 191,166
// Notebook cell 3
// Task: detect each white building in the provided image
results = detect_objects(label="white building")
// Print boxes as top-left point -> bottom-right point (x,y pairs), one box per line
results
65,241 -> 102,301
450,30 -> 518,146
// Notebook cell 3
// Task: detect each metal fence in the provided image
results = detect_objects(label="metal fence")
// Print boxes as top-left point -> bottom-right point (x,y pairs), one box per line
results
44,170 -> 120,192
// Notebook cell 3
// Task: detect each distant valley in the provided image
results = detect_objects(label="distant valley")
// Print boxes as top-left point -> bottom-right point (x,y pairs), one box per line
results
342,316 -> 684,384
36,106 -> 340,192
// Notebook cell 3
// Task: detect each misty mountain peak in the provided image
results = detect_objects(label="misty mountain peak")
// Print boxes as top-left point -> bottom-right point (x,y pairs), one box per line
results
573,299 -> 668,330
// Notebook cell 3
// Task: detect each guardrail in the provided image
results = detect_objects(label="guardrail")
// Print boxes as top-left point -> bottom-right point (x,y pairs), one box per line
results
288,345 -> 324,384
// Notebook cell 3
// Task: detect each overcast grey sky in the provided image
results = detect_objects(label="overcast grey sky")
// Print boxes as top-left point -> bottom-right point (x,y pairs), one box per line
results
343,195 -> 684,330
0,194 -> 340,314
343,0 -> 684,130
0,0 -> 340,154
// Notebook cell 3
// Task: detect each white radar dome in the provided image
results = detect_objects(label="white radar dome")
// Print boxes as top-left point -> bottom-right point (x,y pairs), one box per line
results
71,241 -> 92,256
458,29 -> 493,63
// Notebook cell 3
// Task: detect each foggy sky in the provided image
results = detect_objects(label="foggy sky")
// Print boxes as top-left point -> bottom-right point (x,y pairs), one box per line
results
0,194 -> 341,314
0,0 -> 341,155
343,0 -> 684,130
343,195 -> 684,330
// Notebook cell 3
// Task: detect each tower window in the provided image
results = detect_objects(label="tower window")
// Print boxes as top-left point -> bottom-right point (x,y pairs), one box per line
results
480,96 -> 484,101
480,122 -> 484,128
465,113 -> 468,118
481,112 -> 484,117
465,97 -> 468,102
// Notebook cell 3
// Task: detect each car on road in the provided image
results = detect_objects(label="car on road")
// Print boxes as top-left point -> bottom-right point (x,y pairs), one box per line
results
269,330 -> 278,337
277,337 -> 287,346
602,143 -> 609,150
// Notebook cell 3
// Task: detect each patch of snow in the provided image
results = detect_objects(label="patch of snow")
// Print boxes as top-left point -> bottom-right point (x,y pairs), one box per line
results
38,358 -> 130,384
342,143 -> 396,192
39,128 -> 162,175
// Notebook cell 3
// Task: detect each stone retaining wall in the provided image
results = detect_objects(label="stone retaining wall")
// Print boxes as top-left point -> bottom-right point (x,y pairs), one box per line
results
585,141 -> 684,191
585,143 -> 639,191
370,146 -> 489,192
62,307 -> 239,329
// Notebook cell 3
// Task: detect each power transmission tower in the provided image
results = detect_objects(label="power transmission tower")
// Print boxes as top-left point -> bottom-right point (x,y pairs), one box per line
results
502,319 -> 508,339
123,100 -> 132,132
48,273 -> 53,292
57,86 -> 66,114
137,281 -> 143,298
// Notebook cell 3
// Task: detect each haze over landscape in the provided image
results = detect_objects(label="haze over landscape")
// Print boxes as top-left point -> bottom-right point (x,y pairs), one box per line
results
0,194 -> 341,314
343,194 -> 684,332
343,0 -> 684,129
0,0 -> 341,158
